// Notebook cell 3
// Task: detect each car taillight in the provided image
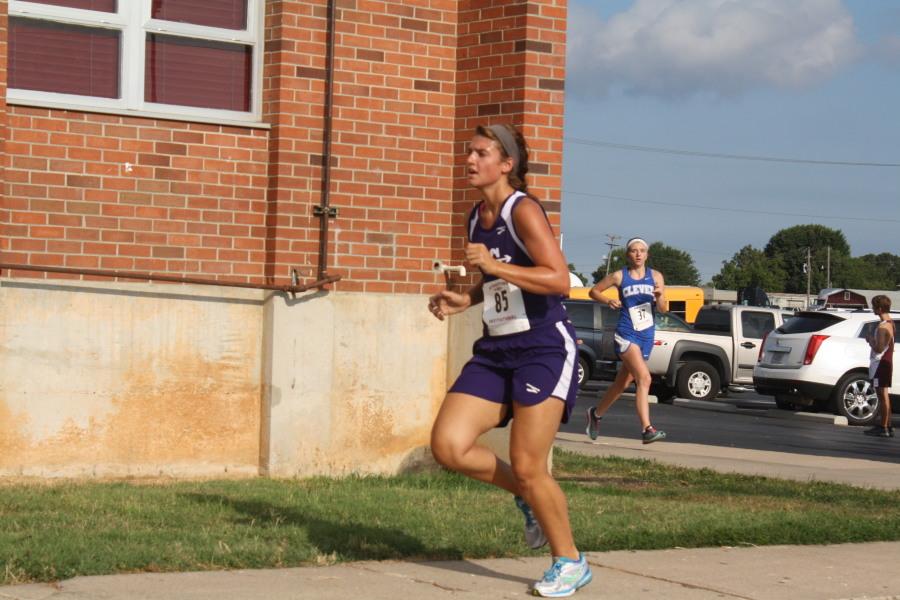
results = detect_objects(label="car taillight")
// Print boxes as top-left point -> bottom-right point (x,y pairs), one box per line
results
758,331 -> 769,362
803,334 -> 829,365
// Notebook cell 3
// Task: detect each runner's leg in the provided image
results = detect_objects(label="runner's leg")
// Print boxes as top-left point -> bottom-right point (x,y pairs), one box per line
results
509,397 -> 578,560
619,345 -> 653,430
594,365 -> 633,417
430,392 -> 520,494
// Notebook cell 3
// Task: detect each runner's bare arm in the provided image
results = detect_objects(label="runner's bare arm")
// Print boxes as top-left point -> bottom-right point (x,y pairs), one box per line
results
465,198 -> 569,296
872,325 -> 891,353
653,271 -> 668,313
428,279 -> 484,321
589,271 -> 623,308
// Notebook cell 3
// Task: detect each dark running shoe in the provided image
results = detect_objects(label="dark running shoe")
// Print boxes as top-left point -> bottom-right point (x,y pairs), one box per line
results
864,426 -> 892,438
514,496 -> 548,549
585,406 -> 603,441
642,426 -> 666,444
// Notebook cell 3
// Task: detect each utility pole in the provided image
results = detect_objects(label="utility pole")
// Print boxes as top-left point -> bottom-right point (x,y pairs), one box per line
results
826,245 -> 831,289
604,234 -> 622,275
805,246 -> 811,309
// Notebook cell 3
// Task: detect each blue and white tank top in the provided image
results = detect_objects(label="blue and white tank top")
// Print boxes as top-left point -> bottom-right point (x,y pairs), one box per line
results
468,191 -> 567,337
617,267 -> 656,340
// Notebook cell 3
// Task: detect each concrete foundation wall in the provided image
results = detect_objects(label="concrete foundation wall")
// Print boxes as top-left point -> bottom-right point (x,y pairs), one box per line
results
0,279 -> 476,479
0,279 -> 265,477
263,291 -> 452,477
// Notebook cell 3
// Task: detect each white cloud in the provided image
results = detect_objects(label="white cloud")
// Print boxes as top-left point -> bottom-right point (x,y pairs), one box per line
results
568,0 -> 862,99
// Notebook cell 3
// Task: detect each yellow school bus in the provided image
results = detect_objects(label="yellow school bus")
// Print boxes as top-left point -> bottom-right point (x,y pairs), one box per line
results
568,285 -> 705,324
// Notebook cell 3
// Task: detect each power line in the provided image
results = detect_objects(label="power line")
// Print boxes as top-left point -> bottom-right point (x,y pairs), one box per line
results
563,190 -> 900,224
565,137 -> 900,168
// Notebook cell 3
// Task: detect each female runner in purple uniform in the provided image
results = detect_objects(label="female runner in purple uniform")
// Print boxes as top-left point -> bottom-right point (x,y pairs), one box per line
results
428,124 -> 591,597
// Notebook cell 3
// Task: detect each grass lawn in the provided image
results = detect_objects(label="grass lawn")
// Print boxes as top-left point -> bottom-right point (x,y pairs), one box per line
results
2,450 -> 899,584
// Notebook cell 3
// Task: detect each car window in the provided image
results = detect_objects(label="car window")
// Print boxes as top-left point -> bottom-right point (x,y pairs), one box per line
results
858,321 -> 880,340
656,312 -> 692,332
777,312 -> 844,334
563,301 -> 594,329
599,306 -> 618,330
694,308 -> 731,334
741,311 -> 776,339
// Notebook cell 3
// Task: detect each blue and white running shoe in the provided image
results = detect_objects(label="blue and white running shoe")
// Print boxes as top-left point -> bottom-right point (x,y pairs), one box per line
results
532,553 -> 593,597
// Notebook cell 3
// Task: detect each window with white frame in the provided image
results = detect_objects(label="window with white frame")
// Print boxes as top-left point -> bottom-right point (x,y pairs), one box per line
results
7,0 -> 263,124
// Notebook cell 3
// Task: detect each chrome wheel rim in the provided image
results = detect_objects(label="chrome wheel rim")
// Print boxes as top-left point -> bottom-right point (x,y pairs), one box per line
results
688,372 -> 712,398
842,379 -> 877,421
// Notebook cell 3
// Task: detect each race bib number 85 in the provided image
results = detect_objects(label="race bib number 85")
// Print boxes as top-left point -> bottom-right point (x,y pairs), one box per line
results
483,279 -> 530,336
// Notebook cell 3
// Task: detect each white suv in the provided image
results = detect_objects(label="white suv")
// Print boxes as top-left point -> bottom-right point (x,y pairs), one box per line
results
753,310 -> 899,426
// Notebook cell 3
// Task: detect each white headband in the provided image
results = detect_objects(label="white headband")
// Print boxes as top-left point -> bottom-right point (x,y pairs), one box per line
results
626,237 -> 648,249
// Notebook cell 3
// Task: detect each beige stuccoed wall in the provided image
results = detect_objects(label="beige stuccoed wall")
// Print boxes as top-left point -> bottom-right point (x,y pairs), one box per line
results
0,278 -> 265,478
0,278 -> 513,479
262,291 -> 453,477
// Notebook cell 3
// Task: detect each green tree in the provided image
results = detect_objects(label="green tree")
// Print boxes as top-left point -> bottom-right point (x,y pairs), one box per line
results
841,253 -> 900,290
764,225 -> 851,294
712,245 -> 786,291
647,242 -> 701,286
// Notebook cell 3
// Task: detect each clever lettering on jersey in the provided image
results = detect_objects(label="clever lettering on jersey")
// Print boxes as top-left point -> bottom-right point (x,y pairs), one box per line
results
622,284 -> 654,297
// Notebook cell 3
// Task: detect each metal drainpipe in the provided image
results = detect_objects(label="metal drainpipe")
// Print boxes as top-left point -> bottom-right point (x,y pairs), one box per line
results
314,0 -> 339,280
0,263 -> 341,297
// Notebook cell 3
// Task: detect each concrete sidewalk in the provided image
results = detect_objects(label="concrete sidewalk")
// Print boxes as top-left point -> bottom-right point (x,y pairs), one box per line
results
555,432 -> 900,490
4,543 -> 900,599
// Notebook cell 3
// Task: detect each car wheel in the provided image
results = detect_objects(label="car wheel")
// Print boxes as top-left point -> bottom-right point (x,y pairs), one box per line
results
831,372 -> 879,426
676,361 -> 720,402
577,355 -> 590,389
650,383 -> 675,404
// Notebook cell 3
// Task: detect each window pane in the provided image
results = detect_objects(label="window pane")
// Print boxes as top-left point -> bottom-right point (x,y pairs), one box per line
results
27,0 -> 116,11
9,18 -> 119,98
563,302 -> 593,329
741,312 -> 775,339
145,34 -> 251,111
151,0 -> 247,30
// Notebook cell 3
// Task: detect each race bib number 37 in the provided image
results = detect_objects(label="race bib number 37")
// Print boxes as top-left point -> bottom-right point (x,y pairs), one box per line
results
483,279 -> 530,336
629,301 -> 653,332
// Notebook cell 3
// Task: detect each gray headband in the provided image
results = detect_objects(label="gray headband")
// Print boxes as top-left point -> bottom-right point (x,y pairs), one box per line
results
488,125 -> 520,170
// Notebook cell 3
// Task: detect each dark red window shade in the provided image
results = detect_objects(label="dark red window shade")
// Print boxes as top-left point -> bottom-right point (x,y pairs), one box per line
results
145,34 -> 251,112
151,0 -> 247,30
28,0 -> 116,11
9,18 -> 119,98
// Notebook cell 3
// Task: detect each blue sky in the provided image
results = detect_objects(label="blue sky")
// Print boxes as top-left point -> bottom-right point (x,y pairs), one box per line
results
560,0 -> 900,283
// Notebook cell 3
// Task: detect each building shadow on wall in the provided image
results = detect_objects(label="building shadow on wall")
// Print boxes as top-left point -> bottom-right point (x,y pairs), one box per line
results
182,493 -> 533,586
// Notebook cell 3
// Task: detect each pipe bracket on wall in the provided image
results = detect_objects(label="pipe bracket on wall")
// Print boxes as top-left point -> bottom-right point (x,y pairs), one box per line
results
313,206 -> 338,218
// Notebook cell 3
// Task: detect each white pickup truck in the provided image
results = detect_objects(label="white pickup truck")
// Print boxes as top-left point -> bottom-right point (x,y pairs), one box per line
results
636,305 -> 794,402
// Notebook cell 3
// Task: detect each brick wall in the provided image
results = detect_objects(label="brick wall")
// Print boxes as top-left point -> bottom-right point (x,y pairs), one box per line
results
264,0 -> 459,294
453,0 -> 567,263
4,111 -> 269,278
1,0 -> 567,294
0,0 -> 8,258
